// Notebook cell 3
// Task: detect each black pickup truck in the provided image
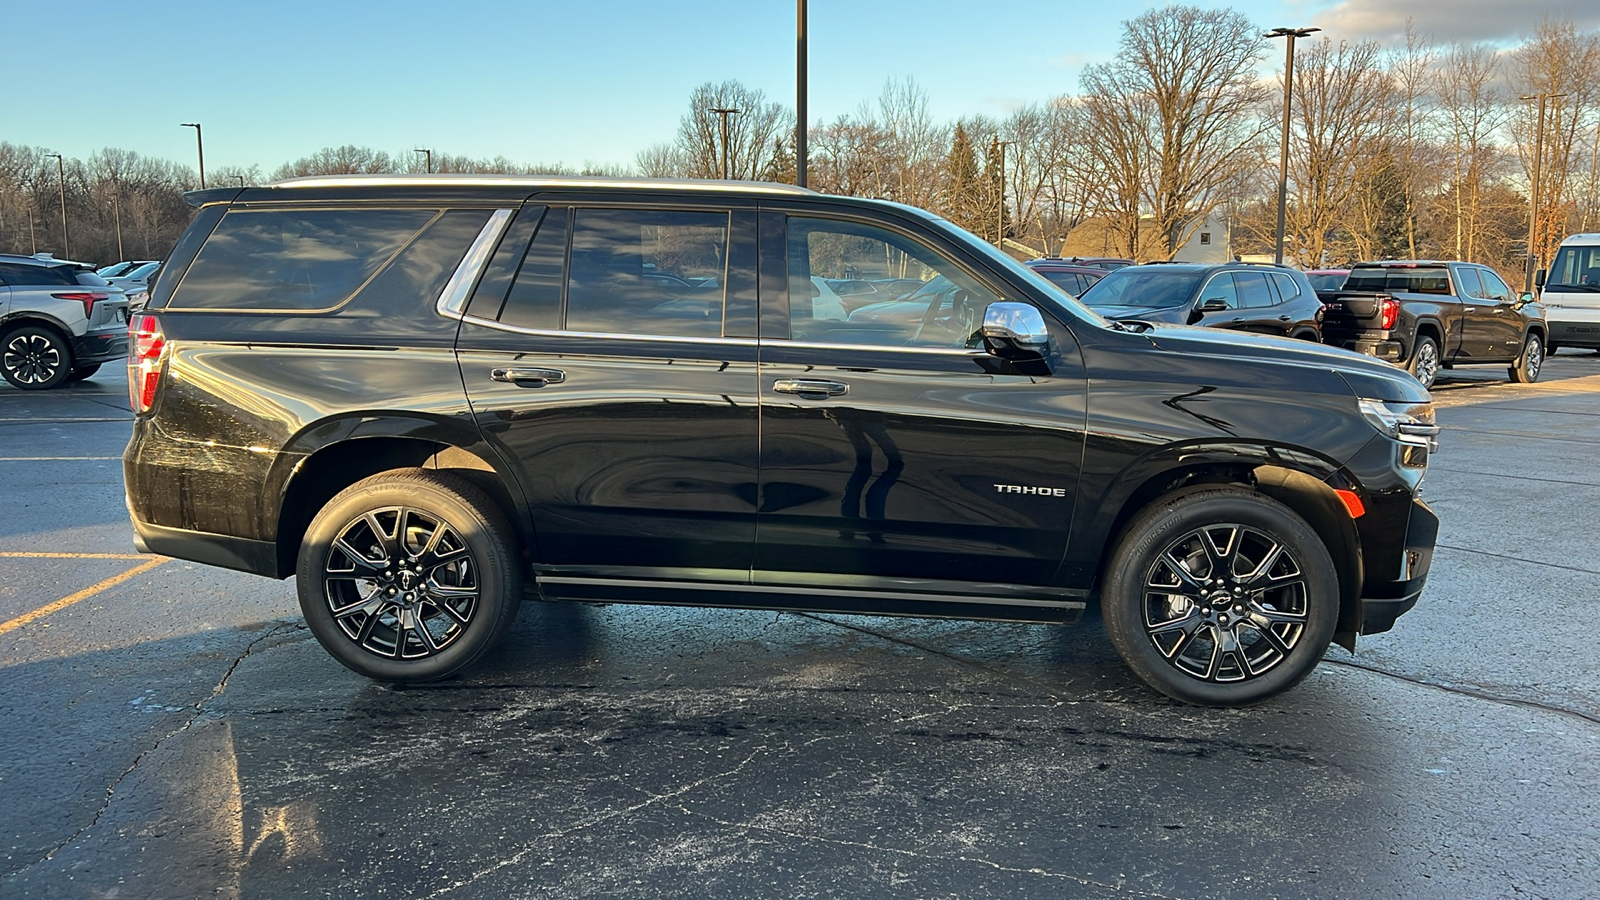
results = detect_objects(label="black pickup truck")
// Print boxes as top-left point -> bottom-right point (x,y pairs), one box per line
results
1317,260 -> 1548,388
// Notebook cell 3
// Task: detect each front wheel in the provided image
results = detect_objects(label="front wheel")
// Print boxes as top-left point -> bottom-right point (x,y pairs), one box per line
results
297,469 -> 523,682
1509,333 -> 1543,383
1407,336 -> 1440,389
1,325 -> 73,390
1101,488 -> 1339,706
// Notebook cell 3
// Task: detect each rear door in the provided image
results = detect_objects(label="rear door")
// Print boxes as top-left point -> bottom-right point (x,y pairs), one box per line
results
1474,267 -> 1525,357
752,207 -> 1085,590
456,198 -> 761,578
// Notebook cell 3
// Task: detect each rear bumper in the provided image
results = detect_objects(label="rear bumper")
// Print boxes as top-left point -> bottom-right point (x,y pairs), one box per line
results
1332,336 -> 1403,362
1359,497 -> 1437,635
72,329 -> 129,366
130,512 -> 282,578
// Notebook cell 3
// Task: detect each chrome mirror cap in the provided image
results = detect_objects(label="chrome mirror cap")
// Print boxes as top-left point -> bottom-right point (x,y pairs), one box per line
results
981,302 -> 1049,349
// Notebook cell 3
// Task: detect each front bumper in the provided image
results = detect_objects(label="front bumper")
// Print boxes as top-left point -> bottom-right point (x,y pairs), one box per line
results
1358,497 -> 1437,634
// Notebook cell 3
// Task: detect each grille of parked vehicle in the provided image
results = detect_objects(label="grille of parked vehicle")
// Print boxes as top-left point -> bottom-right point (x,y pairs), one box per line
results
123,175 -> 1439,706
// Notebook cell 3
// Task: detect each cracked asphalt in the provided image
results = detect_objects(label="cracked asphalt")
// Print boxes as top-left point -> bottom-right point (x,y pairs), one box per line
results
2,357 -> 1597,899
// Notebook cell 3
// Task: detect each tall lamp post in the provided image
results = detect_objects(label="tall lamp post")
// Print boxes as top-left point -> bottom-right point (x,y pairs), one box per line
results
180,123 -> 206,189
415,148 -> 433,174
710,108 -> 741,180
1521,92 -> 1567,289
796,0 -> 807,187
996,140 -> 1016,250
1266,26 -> 1318,267
48,153 -> 70,259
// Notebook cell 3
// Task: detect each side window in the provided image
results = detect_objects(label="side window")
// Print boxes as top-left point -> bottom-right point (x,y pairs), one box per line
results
565,208 -> 728,338
170,208 -> 438,310
1198,273 -> 1239,309
1478,268 -> 1513,302
1454,267 -> 1485,300
785,216 -> 1002,348
1233,271 -> 1274,308
1270,272 -> 1301,302
499,208 -> 568,330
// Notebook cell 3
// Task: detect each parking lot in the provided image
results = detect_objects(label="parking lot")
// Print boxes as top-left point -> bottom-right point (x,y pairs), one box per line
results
2,358 -> 1597,899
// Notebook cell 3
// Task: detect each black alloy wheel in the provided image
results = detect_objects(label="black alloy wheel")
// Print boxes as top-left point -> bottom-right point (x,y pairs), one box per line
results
1102,488 -> 1338,706
298,470 -> 521,681
1,326 -> 73,390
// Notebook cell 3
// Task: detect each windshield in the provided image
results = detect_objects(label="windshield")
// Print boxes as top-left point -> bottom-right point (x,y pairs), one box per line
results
1308,272 -> 1347,291
1077,268 -> 1203,308
1546,245 -> 1600,290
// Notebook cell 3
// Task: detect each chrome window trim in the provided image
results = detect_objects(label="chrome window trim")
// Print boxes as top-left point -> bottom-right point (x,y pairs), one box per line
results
777,340 -> 988,357
455,313 -> 759,347
435,208 -> 515,318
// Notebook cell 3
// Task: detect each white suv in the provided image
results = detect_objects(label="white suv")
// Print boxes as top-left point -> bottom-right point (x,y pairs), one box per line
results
0,254 -> 131,389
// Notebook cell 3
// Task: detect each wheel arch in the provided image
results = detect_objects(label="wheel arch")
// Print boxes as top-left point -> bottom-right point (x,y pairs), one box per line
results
1411,318 -> 1444,357
271,417 -> 536,580
1084,447 -> 1364,650
0,312 -> 75,343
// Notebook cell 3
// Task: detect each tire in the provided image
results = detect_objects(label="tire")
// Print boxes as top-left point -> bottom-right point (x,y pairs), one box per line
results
1,325 -> 73,390
67,364 -> 102,382
297,469 -> 523,682
1508,333 -> 1543,384
1407,335 -> 1440,389
1101,487 -> 1339,706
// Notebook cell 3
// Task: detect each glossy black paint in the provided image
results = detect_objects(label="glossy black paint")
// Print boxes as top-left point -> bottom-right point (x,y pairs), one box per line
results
126,178 -> 1434,642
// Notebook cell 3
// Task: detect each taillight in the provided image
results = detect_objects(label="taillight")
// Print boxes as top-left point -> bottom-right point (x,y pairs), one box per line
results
128,313 -> 166,413
1378,298 -> 1399,330
54,291 -> 110,319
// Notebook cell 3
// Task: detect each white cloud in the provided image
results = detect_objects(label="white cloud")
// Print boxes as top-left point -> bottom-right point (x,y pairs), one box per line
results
1302,0 -> 1600,45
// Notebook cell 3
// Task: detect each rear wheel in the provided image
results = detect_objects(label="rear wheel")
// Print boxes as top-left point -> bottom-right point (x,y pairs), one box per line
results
1509,333 -> 1543,383
1,325 -> 73,390
1101,487 -> 1339,706
297,469 -> 523,682
1407,336 -> 1440,389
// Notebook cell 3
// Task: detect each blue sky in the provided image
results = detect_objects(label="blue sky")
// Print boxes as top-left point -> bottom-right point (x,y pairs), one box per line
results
8,0 -> 1592,175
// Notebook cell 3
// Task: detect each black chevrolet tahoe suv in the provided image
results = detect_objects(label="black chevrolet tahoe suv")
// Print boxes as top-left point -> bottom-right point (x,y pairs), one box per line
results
124,175 -> 1439,706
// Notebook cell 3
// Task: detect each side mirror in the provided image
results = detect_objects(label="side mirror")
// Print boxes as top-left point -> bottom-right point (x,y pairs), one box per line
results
1534,268 -> 1547,288
1198,298 -> 1230,312
981,302 -> 1050,362
1516,291 -> 1535,306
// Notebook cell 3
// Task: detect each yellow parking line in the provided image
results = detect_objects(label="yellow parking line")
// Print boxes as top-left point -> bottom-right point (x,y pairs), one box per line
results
0,557 -> 168,637
0,552 -> 151,559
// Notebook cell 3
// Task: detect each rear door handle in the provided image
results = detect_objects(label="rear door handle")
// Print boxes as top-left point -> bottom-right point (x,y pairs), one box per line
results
773,378 -> 848,397
1463,306 -> 1476,313
491,367 -> 566,387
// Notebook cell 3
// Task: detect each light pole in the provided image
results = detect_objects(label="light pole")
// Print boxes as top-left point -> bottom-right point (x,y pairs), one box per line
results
1520,91 -> 1567,289
710,108 -> 741,180
235,175 -> 247,188
181,123 -> 206,189
796,0 -> 807,187
48,153 -> 70,259
415,148 -> 432,174
1266,26 -> 1319,267
996,140 -> 1016,250
112,191 -> 124,261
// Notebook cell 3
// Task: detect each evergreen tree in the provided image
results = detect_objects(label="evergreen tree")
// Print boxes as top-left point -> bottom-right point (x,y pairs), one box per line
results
943,124 -> 983,237
761,138 -> 798,184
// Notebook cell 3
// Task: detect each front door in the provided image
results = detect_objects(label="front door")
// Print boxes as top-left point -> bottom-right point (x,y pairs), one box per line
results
457,202 -> 761,577
753,211 -> 1085,590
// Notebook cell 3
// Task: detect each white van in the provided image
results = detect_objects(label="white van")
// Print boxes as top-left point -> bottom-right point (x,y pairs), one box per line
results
1541,233 -> 1600,353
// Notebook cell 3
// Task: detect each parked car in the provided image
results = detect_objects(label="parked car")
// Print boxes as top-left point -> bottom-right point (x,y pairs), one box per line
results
96,260 -> 157,278
107,261 -> 160,294
1030,256 -> 1135,271
872,277 -> 926,300
1025,260 -> 1106,297
1321,260 -> 1547,388
1076,262 -> 1324,340
1306,269 -> 1349,292
1538,233 -> 1600,354
124,174 -> 1438,706
0,253 -> 130,388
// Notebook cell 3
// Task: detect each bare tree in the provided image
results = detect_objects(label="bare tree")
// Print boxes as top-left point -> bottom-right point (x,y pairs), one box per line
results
1435,43 -> 1512,262
271,146 -> 397,179
674,81 -> 791,180
1510,16 -> 1600,267
1386,22 -> 1439,259
1080,5 -> 1269,259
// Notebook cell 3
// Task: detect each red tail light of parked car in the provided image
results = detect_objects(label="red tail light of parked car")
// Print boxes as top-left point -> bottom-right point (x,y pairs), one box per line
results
128,313 -> 165,413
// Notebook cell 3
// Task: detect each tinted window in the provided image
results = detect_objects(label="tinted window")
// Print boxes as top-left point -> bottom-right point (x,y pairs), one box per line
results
1547,245 -> 1600,289
171,208 -> 438,310
786,217 -> 1002,348
1078,269 -> 1202,308
1234,271 -> 1274,308
565,208 -> 728,338
1345,267 -> 1452,295
347,209 -> 491,315
1198,274 -> 1240,308
1478,268 -> 1513,302
1455,267 -> 1485,299
1273,272 -> 1305,298
75,271 -> 113,287
499,208 -> 568,330
1039,271 -> 1090,297
0,263 -> 77,287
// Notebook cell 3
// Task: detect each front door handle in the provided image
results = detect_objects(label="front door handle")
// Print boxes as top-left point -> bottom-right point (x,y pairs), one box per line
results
491,367 -> 566,387
1463,306 -> 1476,313
773,378 -> 848,397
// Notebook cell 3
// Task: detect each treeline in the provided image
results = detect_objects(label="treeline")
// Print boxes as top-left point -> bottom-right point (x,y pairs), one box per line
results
3,6 -> 1596,280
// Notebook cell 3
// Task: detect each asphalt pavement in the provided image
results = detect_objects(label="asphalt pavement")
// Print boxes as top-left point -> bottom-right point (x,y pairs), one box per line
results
1,355 -> 1596,899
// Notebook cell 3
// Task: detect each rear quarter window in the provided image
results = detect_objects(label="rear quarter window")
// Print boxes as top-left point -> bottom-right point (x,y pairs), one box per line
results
168,208 -> 440,310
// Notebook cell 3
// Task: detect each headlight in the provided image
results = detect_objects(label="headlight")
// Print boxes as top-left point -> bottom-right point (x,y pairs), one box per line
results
1358,398 -> 1438,449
